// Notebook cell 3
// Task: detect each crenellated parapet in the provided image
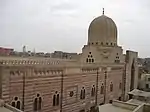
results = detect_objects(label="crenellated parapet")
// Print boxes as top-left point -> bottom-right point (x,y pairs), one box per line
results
81,68 -> 98,73
9,69 -> 63,77
0,60 -> 60,66
33,70 -> 63,75
0,57 -> 78,67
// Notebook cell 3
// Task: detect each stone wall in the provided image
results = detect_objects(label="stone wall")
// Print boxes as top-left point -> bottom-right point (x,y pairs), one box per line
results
124,50 -> 138,100
0,64 -> 124,112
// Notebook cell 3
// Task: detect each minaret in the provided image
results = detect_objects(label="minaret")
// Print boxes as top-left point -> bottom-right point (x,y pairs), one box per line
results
23,46 -> 26,53
33,48 -> 36,54
33,48 -> 36,56
102,8 -> 104,15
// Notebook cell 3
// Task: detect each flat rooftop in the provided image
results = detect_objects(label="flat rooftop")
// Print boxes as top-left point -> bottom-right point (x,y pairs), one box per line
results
0,107 -> 13,112
127,99 -> 145,105
98,100 -> 140,112
128,89 -> 150,97
99,104 -> 132,112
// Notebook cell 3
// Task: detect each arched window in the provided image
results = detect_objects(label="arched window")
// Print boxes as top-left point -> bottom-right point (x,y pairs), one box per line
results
119,82 -> 122,89
89,59 -> 91,63
16,101 -> 21,109
92,87 -> 95,96
92,59 -> 94,63
80,89 -> 82,99
53,95 -> 56,106
83,89 -> 85,99
53,91 -> 59,106
110,82 -> 113,92
38,97 -> 42,110
34,98 -> 38,111
91,88 -> 94,97
80,87 -> 85,99
101,84 -> 104,94
86,52 -> 94,63
86,58 -> 88,63
11,97 -> 21,110
91,85 -> 95,97
33,94 -> 42,111
11,102 -> 15,107
56,94 -> 59,106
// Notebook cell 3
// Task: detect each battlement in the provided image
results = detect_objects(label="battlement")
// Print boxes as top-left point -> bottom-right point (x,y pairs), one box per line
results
0,56 -> 78,66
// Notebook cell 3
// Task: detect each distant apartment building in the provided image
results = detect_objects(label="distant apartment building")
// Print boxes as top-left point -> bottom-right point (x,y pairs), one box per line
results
51,51 -> 78,59
128,89 -> 150,103
0,47 -> 14,56
139,74 -> 150,92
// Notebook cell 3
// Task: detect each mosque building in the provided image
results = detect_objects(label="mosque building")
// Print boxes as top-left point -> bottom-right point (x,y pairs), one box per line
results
0,9 -> 138,112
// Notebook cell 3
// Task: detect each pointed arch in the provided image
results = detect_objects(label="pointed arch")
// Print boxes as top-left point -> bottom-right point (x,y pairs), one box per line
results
80,87 -> 85,99
16,101 -> 21,109
101,84 -> 104,94
53,94 -> 56,106
80,89 -> 83,99
53,92 -> 60,106
83,88 -> 85,99
56,94 -> 59,106
38,97 -> 42,110
110,82 -> 113,92
11,97 -> 22,110
33,94 -> 42,111
92,85 -> 95,96
11,101 -> 15,107
34,98 -> 38,111
86,58 -> 88,62
91,88 -> 94,97
91,86 -> 95,97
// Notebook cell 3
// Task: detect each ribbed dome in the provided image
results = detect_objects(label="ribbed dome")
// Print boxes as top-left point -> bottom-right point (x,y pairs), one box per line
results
88,14 -> 117,46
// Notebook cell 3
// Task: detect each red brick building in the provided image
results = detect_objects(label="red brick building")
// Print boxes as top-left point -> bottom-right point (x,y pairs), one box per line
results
0,47 -> 14,56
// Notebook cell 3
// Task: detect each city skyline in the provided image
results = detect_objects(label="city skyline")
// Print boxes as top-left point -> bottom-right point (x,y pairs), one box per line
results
0,0 -> 150,58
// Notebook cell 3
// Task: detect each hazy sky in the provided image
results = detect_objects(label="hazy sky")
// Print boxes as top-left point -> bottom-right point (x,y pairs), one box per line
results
0,0 -> 150,58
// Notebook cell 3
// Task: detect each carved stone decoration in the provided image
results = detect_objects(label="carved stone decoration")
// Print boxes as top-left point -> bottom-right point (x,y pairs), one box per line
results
69,91 -> 74,97
65,86 -> 78,105
101,50 -> 110,58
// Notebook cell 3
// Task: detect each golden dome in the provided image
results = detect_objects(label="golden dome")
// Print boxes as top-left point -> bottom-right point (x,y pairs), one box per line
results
88,13 -> 117,46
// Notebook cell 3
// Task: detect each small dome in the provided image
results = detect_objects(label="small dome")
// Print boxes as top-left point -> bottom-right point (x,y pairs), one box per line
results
88,14 -> 117,46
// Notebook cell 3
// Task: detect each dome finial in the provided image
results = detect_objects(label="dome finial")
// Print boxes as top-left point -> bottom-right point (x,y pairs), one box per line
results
102,8 -> 104,15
